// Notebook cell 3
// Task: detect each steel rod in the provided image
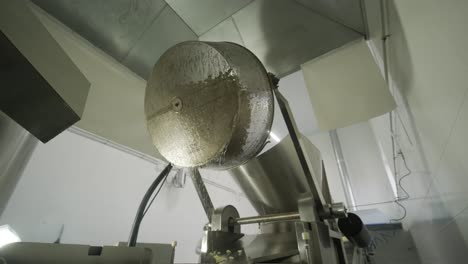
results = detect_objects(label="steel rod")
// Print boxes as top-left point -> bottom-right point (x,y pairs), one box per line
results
233,212 -> 300,225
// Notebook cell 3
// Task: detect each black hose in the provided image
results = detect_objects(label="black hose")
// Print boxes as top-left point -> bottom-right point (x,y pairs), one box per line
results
127,163 -> 173,247
338,213 -> 372,248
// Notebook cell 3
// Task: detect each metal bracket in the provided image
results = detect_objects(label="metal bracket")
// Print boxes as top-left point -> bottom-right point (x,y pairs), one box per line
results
211,205 -> 241,233
295,222 -> 314,264
170,169 -> 187,188
321,202 -> 348,220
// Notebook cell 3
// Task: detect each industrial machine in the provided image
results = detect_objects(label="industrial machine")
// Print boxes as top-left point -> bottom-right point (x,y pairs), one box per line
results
149,41 -> 372,264
0,41 -> 372,264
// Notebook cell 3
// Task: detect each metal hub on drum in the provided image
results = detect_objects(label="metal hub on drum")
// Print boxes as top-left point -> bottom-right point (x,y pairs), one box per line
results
145,41 -> 274,169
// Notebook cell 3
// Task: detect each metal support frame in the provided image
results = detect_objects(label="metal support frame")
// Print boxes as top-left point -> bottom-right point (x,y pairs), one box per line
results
271,74 -> 351,221
273,88 -> 327,214
189,168 -> 214,222
270,76 -> 354,264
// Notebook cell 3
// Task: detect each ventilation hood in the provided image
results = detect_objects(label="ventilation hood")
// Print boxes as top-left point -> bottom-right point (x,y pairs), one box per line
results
33,0 -> 368,79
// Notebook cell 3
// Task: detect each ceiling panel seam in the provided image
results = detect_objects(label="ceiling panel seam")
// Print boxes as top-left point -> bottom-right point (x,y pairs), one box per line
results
195,0 -> 255,37
293,0 -> 365,36
437,203 -> 468,232
197,17 -> 232,39
120,3 -> 169,62
230,17 -> 246,46
360,0 -> 371,39
164,1 -> 199,37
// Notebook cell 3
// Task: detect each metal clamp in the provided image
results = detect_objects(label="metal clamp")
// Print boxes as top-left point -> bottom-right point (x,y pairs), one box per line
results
321,202 -> 348,220
211,205 -> 240,234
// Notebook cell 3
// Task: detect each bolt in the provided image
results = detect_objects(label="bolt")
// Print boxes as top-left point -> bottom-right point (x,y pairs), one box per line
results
268,72 -> 279,89
171,97 -> 183,112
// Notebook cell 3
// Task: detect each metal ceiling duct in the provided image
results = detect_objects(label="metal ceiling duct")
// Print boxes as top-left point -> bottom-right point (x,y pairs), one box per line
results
33,0 -> 367,79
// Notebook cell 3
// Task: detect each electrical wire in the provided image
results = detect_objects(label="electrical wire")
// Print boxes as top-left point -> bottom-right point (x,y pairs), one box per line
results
390,199 -> 407,222
352,148 -> 413,221
389,109 -> 409,222
389,151 -> 412,221
388,92 -> 412,221
142,172 -> 169,217
127,163 -> 173,247
396,151 -> 412,200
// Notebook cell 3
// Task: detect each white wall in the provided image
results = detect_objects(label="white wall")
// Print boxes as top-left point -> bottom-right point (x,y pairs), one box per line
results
338,122 -> 396,210
0,131 -> 257,263
367,0 -> 468,262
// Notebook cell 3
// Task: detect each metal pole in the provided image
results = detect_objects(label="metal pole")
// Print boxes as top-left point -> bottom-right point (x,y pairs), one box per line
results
233,212 -> 300,225
329,130 -> 357,211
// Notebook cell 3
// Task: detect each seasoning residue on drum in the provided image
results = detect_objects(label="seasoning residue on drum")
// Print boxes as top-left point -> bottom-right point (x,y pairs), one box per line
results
145,41 -> 274,169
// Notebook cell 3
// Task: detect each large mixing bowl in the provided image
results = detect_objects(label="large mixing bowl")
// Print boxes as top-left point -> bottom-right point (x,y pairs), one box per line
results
145,41 -> 274,169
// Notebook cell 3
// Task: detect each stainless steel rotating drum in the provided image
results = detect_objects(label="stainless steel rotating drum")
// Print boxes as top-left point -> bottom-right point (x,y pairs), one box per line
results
145,41 -> 274,169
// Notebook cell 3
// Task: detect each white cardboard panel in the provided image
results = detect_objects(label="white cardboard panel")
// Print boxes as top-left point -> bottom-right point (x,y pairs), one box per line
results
301,40 -> 395,131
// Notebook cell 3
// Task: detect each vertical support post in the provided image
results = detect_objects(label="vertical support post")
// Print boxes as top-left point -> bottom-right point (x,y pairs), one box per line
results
329,130 -> 357,211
